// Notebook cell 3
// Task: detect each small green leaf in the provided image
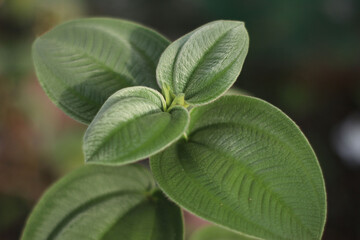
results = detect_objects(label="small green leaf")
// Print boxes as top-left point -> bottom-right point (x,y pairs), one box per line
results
33,18 -> 170,124
84,86 -> 189,165
191,225 -> 257,240
21,164 -> 183,240
151,95 -> 326,240
156,20 -> 249,106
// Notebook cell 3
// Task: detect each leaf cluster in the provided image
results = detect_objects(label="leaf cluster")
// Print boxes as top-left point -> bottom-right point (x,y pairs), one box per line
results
23,18 -> 326,240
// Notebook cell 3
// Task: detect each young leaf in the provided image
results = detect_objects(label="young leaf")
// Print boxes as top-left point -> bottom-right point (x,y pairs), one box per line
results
190,225 -> 257,240
151,95 -> 327,240
156,20 -> 249,106
21,164 -> 183,240
33,18 -> 170,124
83,86 -> 189,165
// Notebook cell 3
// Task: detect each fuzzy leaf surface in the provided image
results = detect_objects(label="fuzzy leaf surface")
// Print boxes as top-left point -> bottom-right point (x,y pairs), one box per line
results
151,95 -> 326,240
156,20 -> 249,105
21,164 -> 183,240
33,18 -> 169,124
84,86 -> 189,165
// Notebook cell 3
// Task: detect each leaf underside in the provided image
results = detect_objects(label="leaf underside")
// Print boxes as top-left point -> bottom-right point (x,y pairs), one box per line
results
151,95 -> 326,240
156,20 -> 249,105
83,86 -> 189,165
33,18 -> 170,124
21,164 -> 183,240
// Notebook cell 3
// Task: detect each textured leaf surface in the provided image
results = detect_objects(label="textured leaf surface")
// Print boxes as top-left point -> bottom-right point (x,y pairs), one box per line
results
33,18 -> 169,124
84,86 -> 189,165
190,225 -> 257,240
156,20 -> 249,105
151,95 -> 326,240
21,164 -> 183,240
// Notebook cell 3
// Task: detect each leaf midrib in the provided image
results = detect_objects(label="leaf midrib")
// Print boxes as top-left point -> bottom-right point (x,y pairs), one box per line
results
45,23 -> 160,83
185,42 -> 246,102
166,143 -> 277,240
188,122 -> 321,239
170,34 -> 192,93
115,112 -> 174,162
189,140 -> 311,238
190,117 -> 324,213
34,40 -> 135,118
38,38 -> 137,87
47,190 -> 145,240
178,25 -> 242,94
86,100 -> 162,162
88,24 -> 160,75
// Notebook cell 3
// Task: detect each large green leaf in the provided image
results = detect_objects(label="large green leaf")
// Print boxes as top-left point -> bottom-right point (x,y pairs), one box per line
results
33,18 -> 170,124
83,86 -> 189,165
151,95 -> 326,240
156,20 -> 249,106
190,225 -> 257,240
21,164 -> 183,240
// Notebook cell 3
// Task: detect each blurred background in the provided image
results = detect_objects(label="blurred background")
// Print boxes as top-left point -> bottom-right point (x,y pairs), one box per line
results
0,0 -> 359,239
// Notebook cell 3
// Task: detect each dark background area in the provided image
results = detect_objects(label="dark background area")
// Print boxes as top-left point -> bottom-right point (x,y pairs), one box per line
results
0,0 -> 359,239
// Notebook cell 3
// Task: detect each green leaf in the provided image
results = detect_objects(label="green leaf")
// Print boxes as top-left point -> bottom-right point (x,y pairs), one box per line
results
190,225 -> 257,240
156,20 -> 249,106
21,164 -> 183,240
33,18 -> 170,124
83,86 -> 189,165
151,95 -> 327,240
